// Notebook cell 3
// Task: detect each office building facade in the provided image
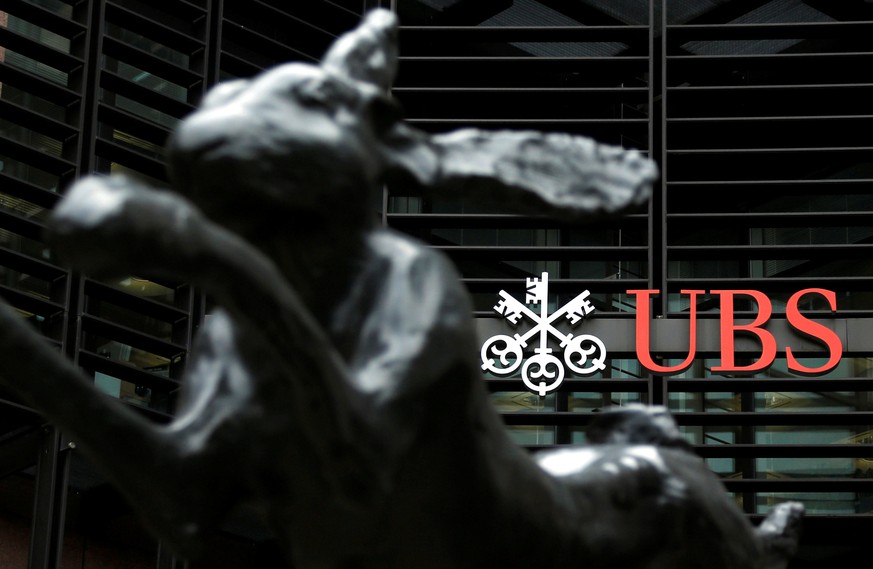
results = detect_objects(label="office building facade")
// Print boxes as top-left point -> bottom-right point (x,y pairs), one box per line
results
0,0 -> 871,566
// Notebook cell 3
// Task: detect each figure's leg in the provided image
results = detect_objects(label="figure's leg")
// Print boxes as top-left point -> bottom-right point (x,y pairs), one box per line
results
586,404 -> 693,451
584,404 -> 805,568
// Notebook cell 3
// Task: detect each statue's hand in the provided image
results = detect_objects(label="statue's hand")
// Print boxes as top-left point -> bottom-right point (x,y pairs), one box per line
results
48,175 -> 202,278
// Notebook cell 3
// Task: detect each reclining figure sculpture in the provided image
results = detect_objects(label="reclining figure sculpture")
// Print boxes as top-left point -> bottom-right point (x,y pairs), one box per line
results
0,9 -> 802,569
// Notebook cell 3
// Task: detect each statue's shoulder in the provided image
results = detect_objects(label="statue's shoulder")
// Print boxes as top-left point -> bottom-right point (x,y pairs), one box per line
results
194,309 -> 240,354
360,228 -> 473,330
368,228 -> 464,287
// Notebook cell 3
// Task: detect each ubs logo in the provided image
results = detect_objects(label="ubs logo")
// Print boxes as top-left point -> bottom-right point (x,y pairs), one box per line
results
480,272 -> 607,396
482,277 -> 843,396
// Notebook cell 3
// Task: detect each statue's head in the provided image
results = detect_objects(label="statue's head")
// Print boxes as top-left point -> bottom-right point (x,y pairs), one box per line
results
168,10 -> 403,228
168,9 -> 656,236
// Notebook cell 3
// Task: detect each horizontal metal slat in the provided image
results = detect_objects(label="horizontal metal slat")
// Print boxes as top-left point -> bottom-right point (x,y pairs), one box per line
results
0,98 -> 78,142
80,314 -> 187,361
436,245 -> 648,261
247,0 -> 333,29
484,377 -> 648,392
0,172 -> 61,209
464,278 -> 648,294
102,36 -> 203,90
394,86 -> 649,94
0,209 -> 45,241
399,24 -> 650,43
668,114 -> 873,123
221,20 -> 317,65
667,51 -> 873,63
667,52 -> 873,86
783,516 -> 873,545
0,26 -> 83,74
106,0 -> 206,34
667,21 -> 873,42
256,0 -> 359,35
218,50 -> 262,79
667,83 -> 873,118
105,2 -> 206,54
501,412 -> 593,426
668,146 -> 873,155
722,478 -> 873,493
0,284 -> 64,319
233,0 -> 338,46
0,247 -> 66,283
395,56 -> 650,89
668,244 -> 873,261
400,55 -> 650,63
667,116 -> 873,149
162,0 -> 205,20
407,118 -> 648,125
502,411 -> 873,428
667,378 -> 873,392
388,213 -> 542,229
97,103 -> 173,147
695,444 -> 873,459
388,213 -> 648,231
666,179 -> 873,195
666,149 -> 873,182
666,276 -> 873,292
78,350 -> 180,391
673,412 -> 873,426
667,212 -> 873,228
0,61 -> 80,107
669,82 -> 873,92
0,0 -> 87,39
94,137 -> 167,182
396,87 -> 649,121
126,401 -> 174,423
84,279 -> 188,325
100,70 -> 195,120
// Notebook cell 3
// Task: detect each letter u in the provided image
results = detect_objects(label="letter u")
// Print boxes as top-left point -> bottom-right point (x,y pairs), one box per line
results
628,289 -> 702,375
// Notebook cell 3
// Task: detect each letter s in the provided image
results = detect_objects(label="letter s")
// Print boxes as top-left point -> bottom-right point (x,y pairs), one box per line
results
786,288 -> 842,375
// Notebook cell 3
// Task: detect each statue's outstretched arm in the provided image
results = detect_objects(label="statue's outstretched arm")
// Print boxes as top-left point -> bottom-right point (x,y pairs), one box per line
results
0,172 -> 392,554
49,175 -> 339,349
47,174 -> 385,500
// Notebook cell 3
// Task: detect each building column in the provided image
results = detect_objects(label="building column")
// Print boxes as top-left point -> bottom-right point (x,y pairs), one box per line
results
28,427 -> 72,569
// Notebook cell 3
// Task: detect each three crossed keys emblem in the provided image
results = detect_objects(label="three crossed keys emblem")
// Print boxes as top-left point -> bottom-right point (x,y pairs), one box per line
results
480,273 -> 607,396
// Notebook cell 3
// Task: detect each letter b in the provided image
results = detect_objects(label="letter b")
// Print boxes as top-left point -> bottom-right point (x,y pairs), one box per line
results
711,290 -> 776,373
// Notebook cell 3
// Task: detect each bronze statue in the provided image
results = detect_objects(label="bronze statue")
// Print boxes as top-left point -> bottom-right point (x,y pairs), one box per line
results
0,10 -> 802,568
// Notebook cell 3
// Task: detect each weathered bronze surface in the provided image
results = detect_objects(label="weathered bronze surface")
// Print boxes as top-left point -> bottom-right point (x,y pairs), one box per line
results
0,10 -> 801,568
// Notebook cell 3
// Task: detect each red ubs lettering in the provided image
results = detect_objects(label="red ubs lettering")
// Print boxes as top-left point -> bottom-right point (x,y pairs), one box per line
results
628,288 -> 842,375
